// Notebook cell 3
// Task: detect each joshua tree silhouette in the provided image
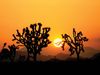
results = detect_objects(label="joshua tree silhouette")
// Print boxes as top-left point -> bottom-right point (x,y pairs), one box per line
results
8,44 -> 19,61
61,28 -> 88,61
0,43 -> 18,63
12,23 -> 51,62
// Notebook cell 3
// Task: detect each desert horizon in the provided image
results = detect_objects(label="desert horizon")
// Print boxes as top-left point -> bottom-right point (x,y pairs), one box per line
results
0,0 -> 100,63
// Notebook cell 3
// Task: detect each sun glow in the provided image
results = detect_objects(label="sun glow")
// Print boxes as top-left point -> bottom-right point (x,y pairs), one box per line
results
53,38 -> 63,47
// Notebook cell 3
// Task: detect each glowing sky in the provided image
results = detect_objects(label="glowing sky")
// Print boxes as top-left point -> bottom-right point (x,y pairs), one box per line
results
0,0 -> 100,55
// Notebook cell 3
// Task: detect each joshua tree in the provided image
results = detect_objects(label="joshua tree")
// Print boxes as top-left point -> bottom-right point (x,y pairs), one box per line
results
8,44 -> 19,61
61,28 -> 88,61
0,43 -> 18,63
12,23 -> 51,62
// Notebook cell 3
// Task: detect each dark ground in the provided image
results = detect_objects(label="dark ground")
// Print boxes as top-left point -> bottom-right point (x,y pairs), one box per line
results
0,58 -> 100,74
0,53 -> 100,73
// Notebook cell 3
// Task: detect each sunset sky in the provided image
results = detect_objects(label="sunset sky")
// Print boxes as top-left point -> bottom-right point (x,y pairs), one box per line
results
0,0 -> 100,55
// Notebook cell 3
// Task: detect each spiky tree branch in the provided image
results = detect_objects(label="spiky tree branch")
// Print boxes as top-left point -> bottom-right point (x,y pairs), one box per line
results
61,28 -> 88,61
12,23 -> 51,61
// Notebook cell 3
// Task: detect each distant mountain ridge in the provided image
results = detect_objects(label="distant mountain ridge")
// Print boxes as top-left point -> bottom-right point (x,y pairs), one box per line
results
15,46 -> 100,61
81,47 -> 100,58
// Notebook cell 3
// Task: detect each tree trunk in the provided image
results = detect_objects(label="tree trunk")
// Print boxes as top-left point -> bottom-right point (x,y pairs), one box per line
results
27,50 -> 30,61
76,47 -> 80,62
33,54 -> 37,62
77,53 -> 80,62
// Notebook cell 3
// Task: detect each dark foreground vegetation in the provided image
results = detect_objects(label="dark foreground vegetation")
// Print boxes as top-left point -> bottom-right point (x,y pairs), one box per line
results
0,22 -> 99,69
0,55 -> 100,65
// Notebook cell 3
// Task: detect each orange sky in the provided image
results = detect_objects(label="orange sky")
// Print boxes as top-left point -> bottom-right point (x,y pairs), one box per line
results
0,0 -> 100,55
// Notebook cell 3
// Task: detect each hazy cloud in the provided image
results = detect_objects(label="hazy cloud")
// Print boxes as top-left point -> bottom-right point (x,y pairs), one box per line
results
0,41 -> 3,45
93,38 -> 100,42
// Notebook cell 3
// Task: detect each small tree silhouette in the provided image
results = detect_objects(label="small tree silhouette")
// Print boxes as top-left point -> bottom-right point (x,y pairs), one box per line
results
61,28 -> 88,61
8,44 -> 19,61
12,23 -> 51,62
0,43 -> 18,63
0,43 -> 10,63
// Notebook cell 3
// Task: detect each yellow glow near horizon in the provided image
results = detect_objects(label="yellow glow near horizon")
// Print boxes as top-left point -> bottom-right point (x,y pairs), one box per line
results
53,38 -> 63,47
